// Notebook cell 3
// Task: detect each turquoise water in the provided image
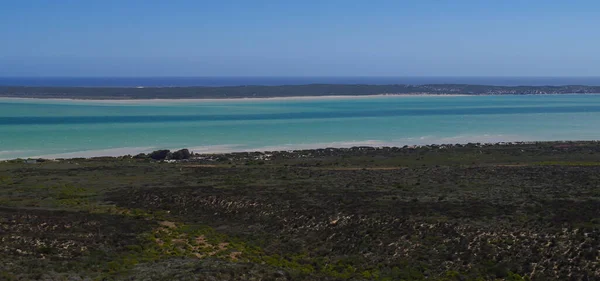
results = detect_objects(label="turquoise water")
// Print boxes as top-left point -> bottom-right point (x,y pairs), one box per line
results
1,95 -> 600,159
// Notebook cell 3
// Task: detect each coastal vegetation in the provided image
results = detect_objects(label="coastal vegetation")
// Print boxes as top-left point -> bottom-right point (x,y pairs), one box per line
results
1,84 -> 600,99
0,141 -> 599,280
147,149 -> 191,161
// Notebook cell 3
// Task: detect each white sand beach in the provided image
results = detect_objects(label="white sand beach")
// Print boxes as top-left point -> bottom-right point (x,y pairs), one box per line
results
0,94 -> 470,104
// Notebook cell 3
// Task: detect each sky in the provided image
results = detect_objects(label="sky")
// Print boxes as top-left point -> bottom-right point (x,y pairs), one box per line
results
1,0 -> 599,77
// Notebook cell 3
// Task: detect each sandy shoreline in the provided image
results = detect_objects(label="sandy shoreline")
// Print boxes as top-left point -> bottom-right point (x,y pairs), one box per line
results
0,135 -> 543,160
2,93 -> 598,104
0,94 -> 472,104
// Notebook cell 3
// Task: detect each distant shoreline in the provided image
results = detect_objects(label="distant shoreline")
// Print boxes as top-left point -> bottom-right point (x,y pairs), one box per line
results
0,93 -> 473,103
1,93 -> 600,103
2,83 -> 600,100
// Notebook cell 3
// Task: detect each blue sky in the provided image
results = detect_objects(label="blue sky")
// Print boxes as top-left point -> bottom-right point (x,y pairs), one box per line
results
1,0 -> 599,77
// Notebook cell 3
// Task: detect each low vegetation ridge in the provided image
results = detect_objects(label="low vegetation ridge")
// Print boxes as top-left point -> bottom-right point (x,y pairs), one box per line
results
1,141 -> 599,280
1,84 -> 600,99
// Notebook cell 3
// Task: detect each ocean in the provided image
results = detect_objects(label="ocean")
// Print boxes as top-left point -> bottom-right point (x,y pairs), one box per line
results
1,76 -> 600,87
1,94 -> 600,160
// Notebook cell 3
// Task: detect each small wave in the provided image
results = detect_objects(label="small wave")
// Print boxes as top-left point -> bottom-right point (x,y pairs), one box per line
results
187,144 -> 244,154
244,140 -> 391,152
408,134 -> 533,145
0,150 -> 35,156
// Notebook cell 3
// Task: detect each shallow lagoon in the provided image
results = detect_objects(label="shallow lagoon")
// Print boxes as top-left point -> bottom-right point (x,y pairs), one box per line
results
1,94 -> 599,159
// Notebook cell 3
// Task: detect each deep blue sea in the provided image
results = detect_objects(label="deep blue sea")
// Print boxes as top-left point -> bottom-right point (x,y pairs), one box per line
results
1,76 -> 600,87
1,94 -> 600,159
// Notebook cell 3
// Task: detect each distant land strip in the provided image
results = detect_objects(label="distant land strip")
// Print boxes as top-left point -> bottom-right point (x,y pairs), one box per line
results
1,84 -> 600,99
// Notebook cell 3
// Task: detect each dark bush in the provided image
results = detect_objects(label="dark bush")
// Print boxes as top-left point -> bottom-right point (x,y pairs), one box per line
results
133,153 -> 147,159
149,150 -> 171,160
171,149 -> 191,160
